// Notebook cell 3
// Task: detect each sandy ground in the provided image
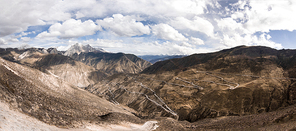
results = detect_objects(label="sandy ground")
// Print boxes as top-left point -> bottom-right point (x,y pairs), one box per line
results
0,100 -> 158,131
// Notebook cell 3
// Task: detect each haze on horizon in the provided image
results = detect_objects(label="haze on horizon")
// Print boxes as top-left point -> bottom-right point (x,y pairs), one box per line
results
1,0 -> 296,55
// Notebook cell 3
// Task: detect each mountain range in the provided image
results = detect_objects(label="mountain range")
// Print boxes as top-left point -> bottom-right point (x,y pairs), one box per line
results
0,44 -> 151,87
139,55 -> 186,64
0,45 -> 296,130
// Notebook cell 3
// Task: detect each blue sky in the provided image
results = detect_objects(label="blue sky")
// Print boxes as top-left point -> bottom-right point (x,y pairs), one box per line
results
0,0 -> 296,55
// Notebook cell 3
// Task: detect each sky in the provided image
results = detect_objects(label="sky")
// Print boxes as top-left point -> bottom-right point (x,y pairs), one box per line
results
0,0 -> 296,55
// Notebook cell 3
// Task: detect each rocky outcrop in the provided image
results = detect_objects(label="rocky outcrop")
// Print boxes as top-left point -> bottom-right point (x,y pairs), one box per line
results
47,48 -> 63,54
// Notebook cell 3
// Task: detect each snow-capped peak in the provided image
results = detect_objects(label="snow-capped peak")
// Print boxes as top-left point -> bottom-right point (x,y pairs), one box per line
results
64,43 -> 105,56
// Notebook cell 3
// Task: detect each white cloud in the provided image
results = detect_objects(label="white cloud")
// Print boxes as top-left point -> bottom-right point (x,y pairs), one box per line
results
220,33 -> 282,49
74,0 -> 210,20
82,38 -> 124,49
216,17 -> 250,36
0,0 -> 48,36
0,38 -> 7,45
2,0 -> 295,55
80,38 -> 210,55
152,24 -> 188,41
37,19 -> 101,39
190,37 -> 205,45
252,33 -> 283,49
96,14 -> 150,37
213,0 -> 293,50
230,0 -> 296,33
170,16 -> 215,37
180,42 -> 193,47
21,37 -> 31,42
9,38 -> 19,42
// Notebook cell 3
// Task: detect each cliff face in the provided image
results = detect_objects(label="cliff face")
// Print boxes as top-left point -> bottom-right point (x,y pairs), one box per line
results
89,46 -> 296,122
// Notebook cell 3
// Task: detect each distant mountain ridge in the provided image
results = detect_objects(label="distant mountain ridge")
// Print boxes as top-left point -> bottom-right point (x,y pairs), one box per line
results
142,46 -> 296,75
0,44 -> 151,87
139,55 -> 186,64
64,43 -> 106,56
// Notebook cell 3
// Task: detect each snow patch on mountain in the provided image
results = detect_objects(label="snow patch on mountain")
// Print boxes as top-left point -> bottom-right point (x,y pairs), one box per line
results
18,51 -> 30,59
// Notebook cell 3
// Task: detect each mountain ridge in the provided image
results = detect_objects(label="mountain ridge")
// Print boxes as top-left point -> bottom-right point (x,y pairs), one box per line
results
142,46 -> 296,74
0,45 -> 151,87
70,52 -> 152,75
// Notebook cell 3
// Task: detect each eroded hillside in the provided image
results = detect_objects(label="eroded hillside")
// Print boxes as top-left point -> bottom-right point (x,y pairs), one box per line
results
87,46 -> 296,130
0,57 -> 144,128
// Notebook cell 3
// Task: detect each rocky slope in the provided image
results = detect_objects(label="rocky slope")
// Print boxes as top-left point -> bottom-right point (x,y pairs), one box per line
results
70,52 -> 152,75
34,54 -> 104,87
88,46 -> 296,126
0,57 -> 147,129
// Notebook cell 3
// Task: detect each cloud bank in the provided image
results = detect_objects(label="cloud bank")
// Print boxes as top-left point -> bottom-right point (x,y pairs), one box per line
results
0,0 -> 295,55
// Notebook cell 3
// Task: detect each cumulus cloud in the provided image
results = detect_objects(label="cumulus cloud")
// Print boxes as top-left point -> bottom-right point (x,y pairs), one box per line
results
96,14 -> 150,37
214,0 -> 292,50
229,0 -> 296,33
37,19 -> 101,39
170,16 -> 215,37
152,24 -> 188,41
217,18 -> 247,34
1,0 -> 296,55
74,0 -> 210,20
0,0 -> 48,36
220,33 -> 282,49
